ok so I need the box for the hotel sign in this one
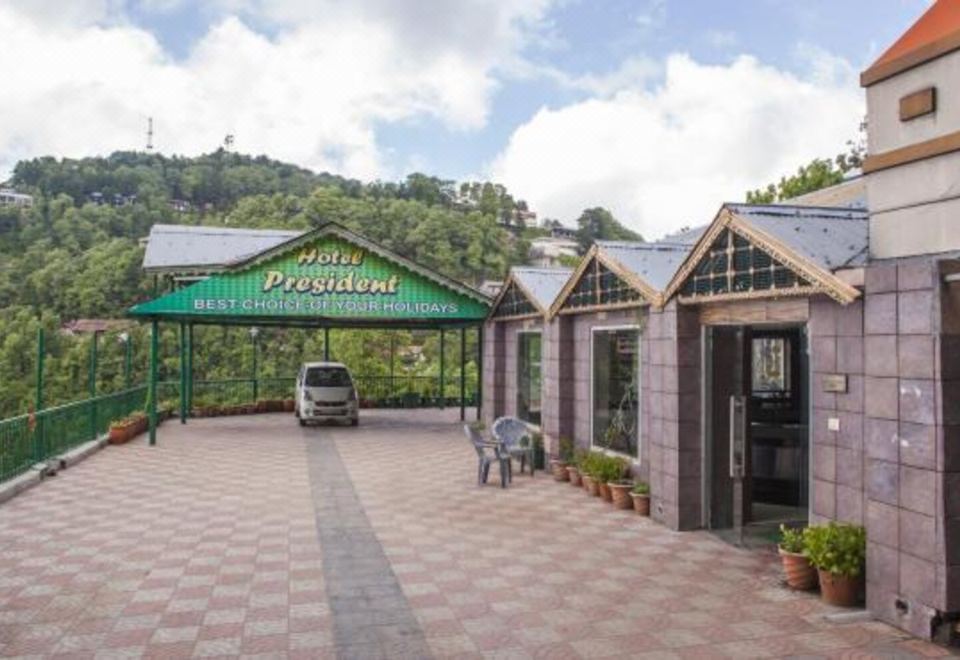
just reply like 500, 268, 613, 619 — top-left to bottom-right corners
130, 234, 490, 321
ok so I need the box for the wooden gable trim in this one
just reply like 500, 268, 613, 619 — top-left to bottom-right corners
547, 245, 600, 319
487, 272, 547, 322
661, 207, 860, 306
546, 245, 655, 319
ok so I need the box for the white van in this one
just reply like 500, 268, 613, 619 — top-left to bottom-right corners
295, 362, 359, 426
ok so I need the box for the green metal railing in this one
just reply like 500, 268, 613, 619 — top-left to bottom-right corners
0, 374, 477, 485
0, 385, 147, 484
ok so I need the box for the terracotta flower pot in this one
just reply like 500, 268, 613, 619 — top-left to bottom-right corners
779, 548, 818, 591
582, 475, 599, 496
608, 482, 633, 509
550, 460, 569, 482
818, 570, 863, 607
630, 493, 650, 516
598, 482, 612, 501
108, 426, 130, 445
284, 399, 295, 412
566, 466, 582, 487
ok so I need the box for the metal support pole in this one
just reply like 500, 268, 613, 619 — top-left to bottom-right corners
35, 327, 45, 412
148, 320, 158, 446
89, 331, 99, 439
324, 327, 330, 361
251, 329, 259, 402
439, 329, 445, 409
187, 324, 194, 414
179, 322, 187, 424
390, 333, 396, 401
476, 325, 483, 422
459, 327, 466, 422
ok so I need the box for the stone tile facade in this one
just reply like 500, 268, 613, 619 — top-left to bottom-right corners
483, 318, 545, 431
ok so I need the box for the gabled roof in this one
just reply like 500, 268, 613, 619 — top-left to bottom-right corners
488, 267, 572, 320
143, 224, 303, 274
862, 0, 960, 86
130, 222, 491, 324
512, 267, 573, 311
662, 204, 865, 306
548, 240, 691, 317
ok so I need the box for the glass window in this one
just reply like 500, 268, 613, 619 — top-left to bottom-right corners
592, 328, 639, 457
305, 367, 352, 387
751, 337, 790, 395
517, 333, 542, 425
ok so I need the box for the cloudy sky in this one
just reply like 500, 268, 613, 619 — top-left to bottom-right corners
0, 0, 929, 238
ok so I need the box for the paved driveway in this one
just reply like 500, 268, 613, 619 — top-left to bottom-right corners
0, 410, 953, 659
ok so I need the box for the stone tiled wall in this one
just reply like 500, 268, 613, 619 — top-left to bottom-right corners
807, 296, 866, 527
859, 257, 955, 640
482, 321, 504, 428
482, 318, 546, 430
645, 301, 702, 531
543, 315, 573, 456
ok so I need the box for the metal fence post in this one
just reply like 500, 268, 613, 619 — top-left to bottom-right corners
89, 331, 99, 439
35, 327, 45, 461
148, 320, 158, 446
122, 332, 132, 389
324, 327, 330, 361
390, 333, 396, 402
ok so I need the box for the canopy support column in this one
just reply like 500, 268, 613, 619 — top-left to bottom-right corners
251, 328, 259, 403
476, 324, 483, 422
459, 327, 466, 422
439, 329, 445, 409
390, 333, 396, 402
148, 320, 158, 446
35, 328, 45, 462
324, 327, 330, 361
179, 322, 187, 424
123, 332, 132, 389
187, 324, 194, 415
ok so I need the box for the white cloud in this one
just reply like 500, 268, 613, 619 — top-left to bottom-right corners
0, 0, 554, 180
491, 52, 864, 239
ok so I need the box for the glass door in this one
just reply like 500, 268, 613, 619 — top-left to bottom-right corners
517, 332, 542, 425
591, 328, 639, 458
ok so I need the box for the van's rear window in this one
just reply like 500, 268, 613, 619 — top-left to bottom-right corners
305, 368, 352, 387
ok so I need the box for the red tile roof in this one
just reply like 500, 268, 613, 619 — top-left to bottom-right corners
862, 0, 960, 86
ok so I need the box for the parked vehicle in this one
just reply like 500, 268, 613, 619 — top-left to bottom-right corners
295, 362, 359, 426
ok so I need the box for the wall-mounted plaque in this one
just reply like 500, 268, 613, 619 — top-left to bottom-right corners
822, 374, 848, 393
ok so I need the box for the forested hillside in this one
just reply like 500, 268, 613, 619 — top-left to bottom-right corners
0, 151, 535, 418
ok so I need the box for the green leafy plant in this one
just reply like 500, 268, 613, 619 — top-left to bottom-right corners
558, 437, 574, 463
803, 523, 866, 577
778, 524, 805, 554
631, 481, 650, 496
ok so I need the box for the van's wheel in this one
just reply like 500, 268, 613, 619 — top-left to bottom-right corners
298, 419, 306, 427
351, 418, 359, 427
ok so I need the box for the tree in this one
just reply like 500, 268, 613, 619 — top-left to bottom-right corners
574, 207, 642, 252
747, 142, 865, 204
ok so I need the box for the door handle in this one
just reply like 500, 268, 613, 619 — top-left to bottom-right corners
729, 395, 746, 479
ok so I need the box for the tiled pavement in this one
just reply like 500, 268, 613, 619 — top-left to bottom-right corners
0, 409, 955, 659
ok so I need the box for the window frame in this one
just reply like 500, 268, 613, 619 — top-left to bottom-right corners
588, 324, 642, 463
516, 330, 543, 426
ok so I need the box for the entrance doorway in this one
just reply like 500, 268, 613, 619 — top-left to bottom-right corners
703, 324, 809, 545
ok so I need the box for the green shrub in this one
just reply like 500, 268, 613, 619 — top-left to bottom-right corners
558, 437, 574, 463
631, 481, 649, 495
803, 523, 866, 577
778, 524, 805, 553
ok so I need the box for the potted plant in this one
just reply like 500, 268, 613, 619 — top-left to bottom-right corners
597, 455, 628, 503
777, 524, 817, 591
550, 437, 573, 482
108, 417, 133, 444
629, 482, 650, 515
580, 454, 600, 497
566, 448, 585, 486
803, 523, 866, 606
608, 461, 633, 510
284, 399, 295, 412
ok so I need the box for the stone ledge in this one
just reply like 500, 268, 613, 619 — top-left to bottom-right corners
0, 436, 108, 506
